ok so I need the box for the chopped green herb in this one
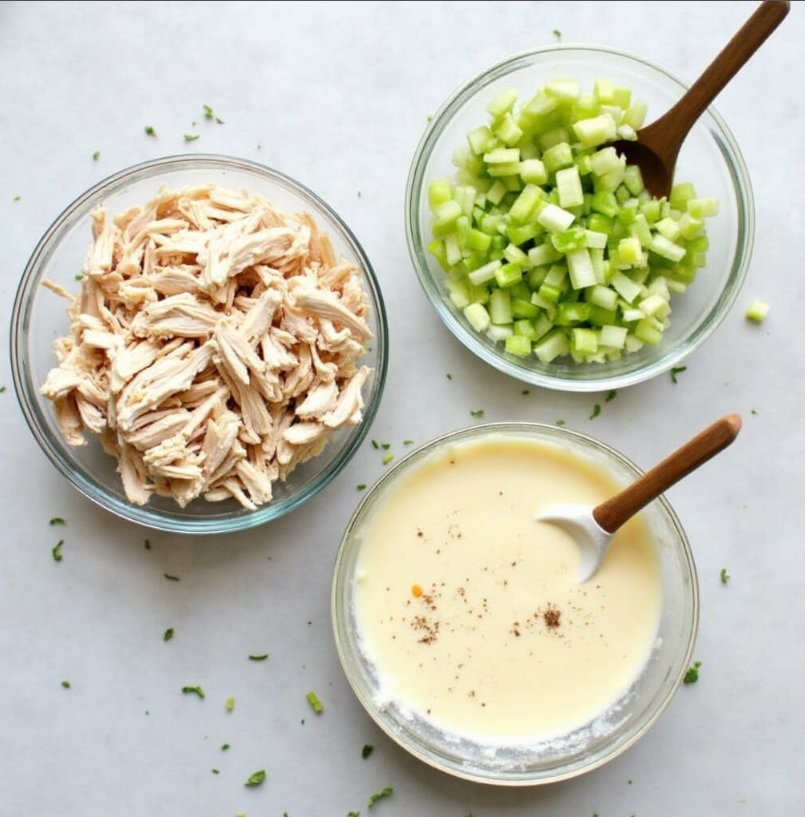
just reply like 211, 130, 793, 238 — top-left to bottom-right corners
248, 654, 269, 661
52, 540, 64, 562
144, 539, 151, 550
0, 386, 5, 393
226, 696, 235, 712
144, 125, 156, 136
184, 133, 200, 142
628, 779, 633, 784
553, 28, 562, 41
403, 439, 414, 446
751, 409, 758, 416
358, 191, 362, 198
470, 409, 485, 419
720, 568, 730, 585
61, 680, 71, 689
163, 628, 174, 642
164, 573, 179, 581
221, 743, 230, 751
371, 440, 379, 450
605, 389, 617, 402
683, 660, 702, 685
670, 366, 687, 384
75, 273, 84, 281
382, 453, 394, 466
306, 691, 323, 713
367, 787, 393, 809
522, 389, 530, 395
12, 195, 20, 201
556, 419, 565, 426
348, 813, 360, 817
362, 744, 374, 759
49, 517, 66, 526
182, 685, 205, 698
590, 403, 601, 420
380, 442, 391, 450
203, 104, 215, 120
245, 769, 266, 787
446, 373, 452, 380
212, 768, 220, 774
92, 151, 100, 161
356, 484, 367, 491
427, 114, 433, 123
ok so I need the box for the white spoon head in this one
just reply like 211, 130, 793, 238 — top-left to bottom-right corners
536, 504, 613, 583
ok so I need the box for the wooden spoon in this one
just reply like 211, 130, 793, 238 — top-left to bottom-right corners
612, 1, 790, 198
537, 414, 742, 582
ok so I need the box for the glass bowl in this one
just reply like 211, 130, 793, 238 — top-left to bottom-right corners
331, 422, 698, 785
11, 155, 388, 534
405, 45, 754, 391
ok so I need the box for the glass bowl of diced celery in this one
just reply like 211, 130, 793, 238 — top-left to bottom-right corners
405, 45, 754, 391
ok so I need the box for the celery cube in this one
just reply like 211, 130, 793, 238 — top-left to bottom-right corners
551, 227, 587, 253
520, 158, 548, 185
486, 88, 518, 119
618, 236, 642, 265
573, 114, 617, 148
505, 335, 532, 357
542, 142, 574, 173
464, 303, 491, 332
686, 198, 719, 219
555, 166, 584, 208
512, 298, 540, 319
495, 263, 523, 288
571, 328, 598, 354
745, 299, 770, 323
534, 329, 570, 363
494, 115, 524, 147
599, 324, 628, 349
490, 289, 513, 324
566, 249, 597, 289
510, 184, 543, 223
537, 203, 575, 233
428, 179, 453, 209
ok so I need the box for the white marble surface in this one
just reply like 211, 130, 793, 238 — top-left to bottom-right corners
1, 1, 803, 814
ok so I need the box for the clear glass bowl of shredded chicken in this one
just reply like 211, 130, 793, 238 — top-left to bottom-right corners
11, 156, 388, 533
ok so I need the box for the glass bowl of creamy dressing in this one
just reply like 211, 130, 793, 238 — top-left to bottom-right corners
331, 423, 698, 785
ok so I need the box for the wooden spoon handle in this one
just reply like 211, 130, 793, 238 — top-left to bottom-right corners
649, 1, 789, 139
593, 414, 742, 534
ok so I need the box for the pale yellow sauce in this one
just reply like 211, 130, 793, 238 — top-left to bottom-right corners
354, 437, 662, 741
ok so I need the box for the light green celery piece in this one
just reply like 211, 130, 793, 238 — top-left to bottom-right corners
556, 301, 591, 325
599, 324, 627, 349
669, 182, 697, 208
624, 333, 644, 353
465, 229, 492, 253
611, 87, 632, 108
678, 212, 704, 239
590, 146, 622, 176
585, 230, 608, 250
616, 124, 637, 141
630, 213, 653, 247
646, 276, 671, 300
467, 126, 494, 155
452, 146, 470, 170
590, 248, 607, 283
551, 227, 587, 253
638, 294, 668, 318
622, 165, 644, 196
447, 279, 471, 309
555, 166, 584, 208
622, 100, 647, 129
690, 251, 707, 269
489, 289, 513, 324
745, 299, 770, 322
575, 153, 593, 176
428, 240, 449, 272
487, 324, 513, 343
588, 285, 618, 310
505, 335, 532, 357
464, 302, 491, 333
428, 179, 452, 209
618, 236, 642, 266
539, 127, 571, 151
519, 142, 539, 160
483, 147, 520, 164
520, 158, 548, 185
594, 78, 616, 104
634, 318, 663, 345
589, 305, 617, 326
510, 185, 543, 223
486, 87, 518, 118
467, 259, 502, 286
537, 282, 562, 304
649, 234, 686, 262
600, 104, 622, 124
574, 94, 600, 120
566, 248, 597, 289
494, 115, 524, 147
615, 185, 632, 205
532, 313, 554, 341
543, 264, 568, 287
507, 223, 538, 246
528, 243, 562, 267
444, 233, 462, 266
688, 234, 709, 252
467, 282, 491, 304
479, 212, 503, 235
667, 279, 687, 294
594, 164, 626, 192
571, 328, 598, 354
487, 162, 522, 178
434, 199, 462, 227
527, 267, 547, 289
513, 318, 539, 338
687, 197, 719, 218
573, 114, 617, 148
524, 93, 558, 118
503, 174, 523, 192
655, 217, 681, 242
534, 329, 570, 363
512, 298, 540, 320
546, 79, 582, 100
610, 270, 642, 303
495, 263, 523, 288
542, 142, 574, 173
639, 198, 661, 224
504, 243, 530, 268
486, 180, 507, 206
590, 191, 619, 218
537, 203, 575, 233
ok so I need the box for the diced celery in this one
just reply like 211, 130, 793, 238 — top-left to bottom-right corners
589, 305, 617, 326
538, 282, 562, 304
487, 324, 513, 342
571, 327, 598, 354
528, 243, 562, 267
537, 203, 575, 233
590, 191, 619, 218
508, 223, 539, 246
557, 302, 592, 325
546, 79, 582, 100
566, 248, 597, 289
551, 227, 587, 253
630, 213, 653, 247
504, 243, 531, 267
616, 124, 637, 141
618, 236, 642, 266
503, 174, 523, 192
434, 199, 462, 228
467, 259, 502, 286
465, 229, 492, 253
669, 182, 697, 209
486, 88, 518, 119
543, 264, 568, 287
490, 289, 513, 324
464, 302, 491, 332
520, 158, 548, 185
599, 324, 627, 349
495, 263, 523, 288
649, 235, 686, 263
745, 299, 769, 323
573, 114, 617, 148
622, 101, 647, 130
447, 279, 471, 309
639, 294, 668, 318
428, 239, 449, 271
484, 147, 521, 164
678, 212, 704, 239
639, 198, 661, 224
539, 127, 571, 150
444, 233, 462, 266
622, 165, 644, 196
610, 270, 642, 303
494, 115, 524, 147
687, 197, 719, 219
634, 318, 662, 345
542, 142, 574, 173
555, 166, 584, 208
513, 318, 539, 339
505, 335, 532, 356
467, 126, 494, 155
585, 230, 608, 249
590, 147, 622, 176
487, 162, 523, 178
510, 184, 544, 223
534, 329, 570, 363
428, 179, 452, 209
486, 180, 508, 206
588, 285, 618, 310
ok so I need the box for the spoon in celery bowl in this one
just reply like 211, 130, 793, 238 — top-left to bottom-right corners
612, 0, 790, 198
537, 414, 742, 582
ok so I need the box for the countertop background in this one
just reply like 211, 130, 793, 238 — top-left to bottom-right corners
1, 1, 803, 814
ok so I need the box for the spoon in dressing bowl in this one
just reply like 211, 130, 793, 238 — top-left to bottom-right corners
610, 0, 789, 198
537, 414, 742, 582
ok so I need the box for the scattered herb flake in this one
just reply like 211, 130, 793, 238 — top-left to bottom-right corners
358, 191, 362, 198
203, 104, 215, 120
362, 744, 374, 759
553, 28, 562, 41
683, 660, 702, 685
49, 517, 66, 526
470, 409, 485, 419
670, 366, 687, 384
212, 768, 220, 774
590, 403, 601, 420
92, 151, 100, 161
144, 539, 151, 550
164, 573, 179, 581
556, 419, 565, 426
348, 813, 360, 817
75, 273, 84, 281
248, 654, 269, 661
61, 680, 71, 689
446, 373, 452, 380
356, 484, 367, 491
221, 743, 230, 751
751, 409, 758, 416
144, 125, 156, 136
367, 787, 393, 809
720, 568, 730, 585
0, 386, 5, 393
245, 769, 266, 787
605, 389, 617, 402
184, 133, 200, 142
182, 685, 205, 699
382, 453, 394, 466
52, 540, 64, 562
522, 389, 530, 395
403, 439, 414, 446
226, 696, 235, 712
13, 195, 21, 201
163, 628, 174, 642
371, 440, 379, 450
380, 442, 391, 450
306, 691, 323, 714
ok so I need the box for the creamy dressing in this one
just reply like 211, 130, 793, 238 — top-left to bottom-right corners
353, 437, 662, 742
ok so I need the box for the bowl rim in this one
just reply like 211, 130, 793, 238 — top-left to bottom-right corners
405, 43, 755, 392
331, 420, 700, 785
10, 153, 389, 534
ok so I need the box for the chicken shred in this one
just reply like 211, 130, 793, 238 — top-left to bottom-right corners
41, 185, 374, 509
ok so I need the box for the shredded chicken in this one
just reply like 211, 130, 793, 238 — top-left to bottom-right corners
41, 185, 374, 509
